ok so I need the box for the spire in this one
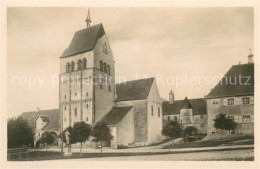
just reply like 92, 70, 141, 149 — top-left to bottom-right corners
85, 8, 91, 28
248, 48, 254, 64
183, 97, 192, 109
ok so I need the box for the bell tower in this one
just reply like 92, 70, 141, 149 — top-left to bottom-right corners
59, 12, 115, 130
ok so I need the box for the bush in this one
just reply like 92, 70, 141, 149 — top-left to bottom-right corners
182, 126, 198, 142
117, 144, 128, 149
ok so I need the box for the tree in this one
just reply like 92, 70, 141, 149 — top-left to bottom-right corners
214, 113, 237, 136
72, 121, 92, 156
40, 132, 55, 148
7, 116, 34, 148
182, 126, 198, 142
161, 120, 182, 152
225, 118, 237, 135
214, 113, 226, 134
91, 122, 113, 154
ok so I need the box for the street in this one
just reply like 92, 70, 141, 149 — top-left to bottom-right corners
69, 149, 253, 161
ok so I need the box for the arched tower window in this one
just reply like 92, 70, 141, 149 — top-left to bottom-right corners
100, 61, 103, 71
66, 63, 70, 72
82, 58, 87, 69
174, 116, 177, 122
77, 59, 82, 70
104, 62, 107, 73
71, 61, 75, 71
107, 65, 110, 75
74, 108, 77, 116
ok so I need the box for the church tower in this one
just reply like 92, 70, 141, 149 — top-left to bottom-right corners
59, 11, 115, 129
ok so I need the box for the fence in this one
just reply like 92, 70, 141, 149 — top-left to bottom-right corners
7, 148, 29, 161
7, 147, 63, 161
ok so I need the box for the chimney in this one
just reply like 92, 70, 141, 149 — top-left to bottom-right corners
169, 90, 174, 104
36, 107, 39, 112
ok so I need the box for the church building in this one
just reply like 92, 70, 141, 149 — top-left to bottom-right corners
59, 12, 163, 148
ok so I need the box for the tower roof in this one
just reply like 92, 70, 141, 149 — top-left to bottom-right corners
61, 23, 105, 58
182, 97, 192, 109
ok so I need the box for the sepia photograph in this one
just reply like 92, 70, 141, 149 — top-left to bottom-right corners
1, 1, 259, 168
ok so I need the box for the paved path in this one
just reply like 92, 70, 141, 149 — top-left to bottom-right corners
69, 149, 253, 161
39, 144, 254, 154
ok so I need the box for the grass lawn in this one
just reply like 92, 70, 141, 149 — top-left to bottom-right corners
162, 135, 254, 149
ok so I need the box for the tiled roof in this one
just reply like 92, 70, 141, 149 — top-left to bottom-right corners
99, 106, 133, 126
20, 109, 60, 132
206, 63, 254, 98
162, 98, 206, 115
61, 23, 105, 58
116, 78, 155, 102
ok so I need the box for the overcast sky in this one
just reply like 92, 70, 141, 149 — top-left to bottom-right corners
7, 7, 254, 117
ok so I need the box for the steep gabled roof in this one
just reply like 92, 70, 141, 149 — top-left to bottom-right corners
20, 109, 59, 132
99, 106, 133, 126
61, 23, 105, 58
183, 97, 192, 109
206, 63, 254, 98
116, 78, 155, 102
162, 98, 206, 115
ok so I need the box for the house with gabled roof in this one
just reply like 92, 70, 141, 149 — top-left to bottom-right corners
205, 53, 254, 137
162, 91, 207, 134
20, 108, 60, 146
